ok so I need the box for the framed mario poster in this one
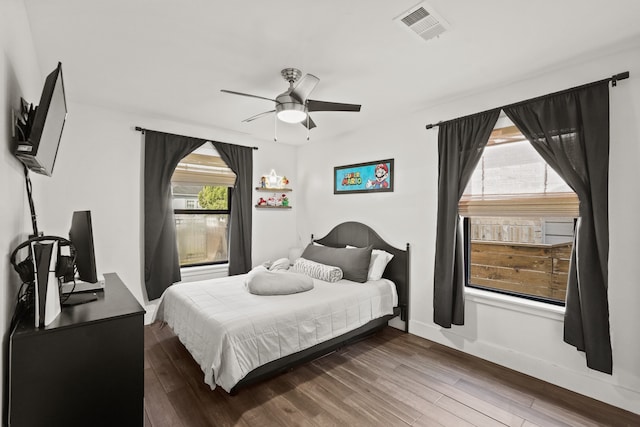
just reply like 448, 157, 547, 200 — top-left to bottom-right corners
334, 159, 394, 194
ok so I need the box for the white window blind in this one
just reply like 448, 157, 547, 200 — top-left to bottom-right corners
460, 127, 578, 218
459, 193, 579, 217
171, 153, 236, 187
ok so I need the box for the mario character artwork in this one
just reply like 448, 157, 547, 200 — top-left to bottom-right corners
335, 159, 393, 193
366, 163, 390, 189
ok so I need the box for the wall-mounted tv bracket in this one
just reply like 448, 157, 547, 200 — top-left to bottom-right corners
12, 99, 41, 237
13, 98, 36, 142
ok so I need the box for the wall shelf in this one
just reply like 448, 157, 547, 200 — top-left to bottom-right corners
255, 205, 292, 209
255, 187, 292, 192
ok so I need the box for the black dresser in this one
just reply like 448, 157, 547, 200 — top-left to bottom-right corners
7, 273, 145, 426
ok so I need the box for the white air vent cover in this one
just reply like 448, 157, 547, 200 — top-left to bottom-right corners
394, 2, 450, 42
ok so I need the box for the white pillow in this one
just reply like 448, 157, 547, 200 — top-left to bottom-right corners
288, 247, 304, 264
368, 249, 394, 280
345, 246, 394, 280
291, 257, 343, 283
269, 257, 290, 271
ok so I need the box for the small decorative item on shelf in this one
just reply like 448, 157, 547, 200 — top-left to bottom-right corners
266, 197, 276, 206
259, 169, 282, 189
255, 193, 291, 209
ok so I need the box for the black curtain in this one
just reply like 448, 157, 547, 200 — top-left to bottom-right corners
504, 81, 612, 374
433, 109, 500, 327
211, 141, 253, 275
144, 131, 206, 300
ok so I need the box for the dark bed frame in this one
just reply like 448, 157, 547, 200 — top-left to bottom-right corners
229, 221, 410, 394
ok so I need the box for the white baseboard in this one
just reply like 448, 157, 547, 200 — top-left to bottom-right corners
144, 302, 158, 325
388, 316, 405, 331
409, 319, 640, 415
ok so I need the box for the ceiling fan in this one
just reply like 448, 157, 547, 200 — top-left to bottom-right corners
221, 68, 361, 133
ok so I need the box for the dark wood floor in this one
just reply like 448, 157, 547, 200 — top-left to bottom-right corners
144, 323, 639, 426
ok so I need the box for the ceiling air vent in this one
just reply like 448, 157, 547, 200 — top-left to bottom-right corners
395, 2, 450, 42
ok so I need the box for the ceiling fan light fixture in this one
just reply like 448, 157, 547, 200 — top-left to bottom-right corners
222, 68, 361, 133
277, 110, 307, 123
275, 102, 307, 123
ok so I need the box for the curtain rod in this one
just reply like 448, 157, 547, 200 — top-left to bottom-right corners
424, 71, 630, 130
134, 126, 259, 150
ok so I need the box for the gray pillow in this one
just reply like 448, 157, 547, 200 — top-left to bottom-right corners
245, 266, 314, 295
300, 244, 372, 283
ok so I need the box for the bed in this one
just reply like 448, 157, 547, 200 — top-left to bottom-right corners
155, 221, 410, 394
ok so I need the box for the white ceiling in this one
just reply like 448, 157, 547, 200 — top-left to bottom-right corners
23, 0, 640, 144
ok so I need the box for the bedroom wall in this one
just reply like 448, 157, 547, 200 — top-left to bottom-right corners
296, 42, 640, 414
1, 0, 43, 416
30, 103, 300, 322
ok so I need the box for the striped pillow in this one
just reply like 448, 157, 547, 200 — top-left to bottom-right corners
291, 258, 343, 283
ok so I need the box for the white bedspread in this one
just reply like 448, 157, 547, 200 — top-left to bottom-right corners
155, 273, 397, 392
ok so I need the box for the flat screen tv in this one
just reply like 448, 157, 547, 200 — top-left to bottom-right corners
68, 210, 98, 284
14, 62, 67, 176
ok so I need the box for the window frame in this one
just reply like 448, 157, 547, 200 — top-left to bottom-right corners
173, 186, 233, 268
463, 217, 569, 307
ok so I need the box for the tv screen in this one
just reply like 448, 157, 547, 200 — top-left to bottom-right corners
14, 62, 67, 176
69, 210, 98, 283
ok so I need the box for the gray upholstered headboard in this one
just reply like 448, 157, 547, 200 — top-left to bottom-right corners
313, 221, 410, 325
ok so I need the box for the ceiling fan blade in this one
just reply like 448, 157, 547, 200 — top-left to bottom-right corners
290, 74, 320, 102
307, 99, 361, 112
221, 89, 276, 103
300, 116, 317, 130
242, 110, 275, 123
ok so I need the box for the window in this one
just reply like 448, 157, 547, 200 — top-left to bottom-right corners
171, 147, 236, 267
461, 123, 578, 305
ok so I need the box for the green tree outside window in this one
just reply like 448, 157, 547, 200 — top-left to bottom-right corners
198, 186, 228, 210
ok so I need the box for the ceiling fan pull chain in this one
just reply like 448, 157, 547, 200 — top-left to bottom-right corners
274, 114, 278, 142
306, 114, 310, 141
